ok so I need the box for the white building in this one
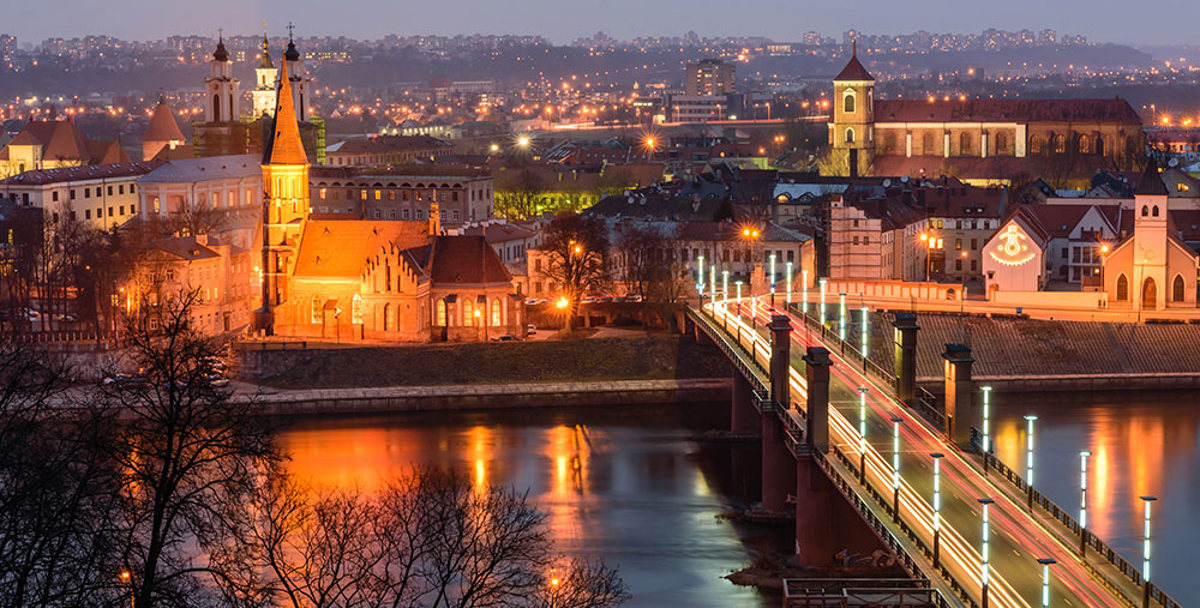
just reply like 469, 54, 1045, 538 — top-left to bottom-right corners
136, 154, 262, 250
0, 161, 160, 229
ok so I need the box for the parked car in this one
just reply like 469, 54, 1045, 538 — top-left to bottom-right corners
526, 324, 537, 336
101, 373, 147, 390
207, 374, 231, 388
494, 335, 519, 342
21, 308, 41, 321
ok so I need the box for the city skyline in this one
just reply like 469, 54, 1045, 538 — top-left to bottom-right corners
14, 0, 1200, 47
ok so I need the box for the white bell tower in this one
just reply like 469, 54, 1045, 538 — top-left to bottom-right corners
204, 30, 241, 123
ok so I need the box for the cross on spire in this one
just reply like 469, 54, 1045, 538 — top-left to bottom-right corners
218, 27, 223, 42
287, 22, 295, 42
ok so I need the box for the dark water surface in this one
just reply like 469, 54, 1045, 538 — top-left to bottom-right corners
275, 403, 777, 607
991, 390, 1200, 607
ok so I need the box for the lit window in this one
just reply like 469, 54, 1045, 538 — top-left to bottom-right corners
351, 294, 363, 324
491, 299, 502, 326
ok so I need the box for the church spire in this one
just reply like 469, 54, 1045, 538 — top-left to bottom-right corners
264, 51, 308, 165
213, 28, 228, 62
260, 27, 273, 68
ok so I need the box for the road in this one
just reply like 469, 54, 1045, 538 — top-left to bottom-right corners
711, 296, 1146, 608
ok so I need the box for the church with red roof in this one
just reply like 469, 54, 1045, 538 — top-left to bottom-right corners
827, 45, 1146, 186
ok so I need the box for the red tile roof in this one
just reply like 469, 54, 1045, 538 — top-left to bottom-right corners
874, 98, 1141, 124
0, 120, 130, 164
0, 161, 162, 185
293, 220, 429, 277
427, 235, 512, 284
834, 43, 874, 82
144, 100, 185, 143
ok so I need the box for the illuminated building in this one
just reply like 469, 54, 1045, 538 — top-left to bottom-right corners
250, 32, 277, 119
0, 161, 157, 230
685, 59, 736, 96
827, 46, 1146, 184
0, 120, 129, 176
141, 95, 189, 161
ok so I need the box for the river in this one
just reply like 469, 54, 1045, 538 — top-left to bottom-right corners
275, 403, 777, 607
991, 390, 1200, 607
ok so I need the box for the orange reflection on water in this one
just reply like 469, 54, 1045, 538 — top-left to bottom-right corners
280, 426, 403, 493
542, 424, 591, 547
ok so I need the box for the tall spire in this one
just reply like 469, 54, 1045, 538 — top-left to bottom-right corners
263, 51, 308, 165
213, 28, 229, 62
260, 29, 273, 68
285, 22, 300, 61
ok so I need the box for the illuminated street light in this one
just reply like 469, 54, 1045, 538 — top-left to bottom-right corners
785, 261, 793, 304
769, 253, 777, 304
722, 270, 729, 304
979, 498, 995, 608
861, 305, 869, 359
838, 293, 847, 342
931, 453, 944, 567
1141, 495, 1157, 608
517, 135, 531, 147
891, 416, 902, 521
489, 143, 500, 153
735, 281, 743, 302
1079, 450, 1091, 555
1024, 414, 1038, 508
981, 386, 993, 474
857, 387, 869, 483
696, 255, 706, 305
801, 269, 809, 315
1037, 558, 1056, 608
819, 278, 827, 325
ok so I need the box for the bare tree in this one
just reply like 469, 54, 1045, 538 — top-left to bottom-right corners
541, 214, 610, 331
105, 291, 278, 608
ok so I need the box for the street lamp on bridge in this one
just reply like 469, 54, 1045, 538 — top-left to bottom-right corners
819, 278, 827, 325
801, 269, 809, 315
930, 453, 944, 568
722, 270, 729, 304
1037, 558, 1056, 608
769, 252, 777, 305
1079, 450, 1091, 555
1024, 414, 1038, 508
861, 305, 870, 359
979, 497, 995, 608
696, 255, 705, 305
838, 293, 847, 342
1141, 495, 1157, 608
980, 386, 993, 475
785, 261, 793, 305
890, 416, 902, 522
857, 387, 869, 483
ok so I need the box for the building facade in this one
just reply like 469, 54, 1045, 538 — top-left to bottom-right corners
309, 168, 494, 228
0, 162, 159, 229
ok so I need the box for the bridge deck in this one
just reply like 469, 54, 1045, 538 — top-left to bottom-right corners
690, 298, 1177, 608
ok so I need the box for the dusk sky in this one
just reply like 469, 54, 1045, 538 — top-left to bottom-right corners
15, 0, 1199, 46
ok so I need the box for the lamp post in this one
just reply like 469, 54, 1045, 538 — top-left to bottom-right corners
891, 416, 902, 521
838, 292, 847, 342
1037, 558, 1056, 608
722, 270, 729, 304
919, 232, 931, 281
1141, 495, 1157, 608
710, 265, 717, 312
981, 386, 993, 474
120, 569, 133, 608
857, 387, 869, 483
819, 278, 827, 325
979, 498, 995, 608
696, 255, 705, 308
785, 260, 793, 305
802, 269, 809, 315
1079, 450, 1091, 555
931, 453, 944, 568
334, 306, 342, 344
861, 305, 870, 359
736, 281, 743, 302
769, 252, 777, 306
1024, 414, 1038, 508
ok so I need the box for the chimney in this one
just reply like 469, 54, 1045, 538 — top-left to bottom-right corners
195, 233, 208, 246
428, 201, 441, 236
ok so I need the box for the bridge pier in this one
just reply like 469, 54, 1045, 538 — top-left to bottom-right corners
942, 343, 978, 449
794, 453, 836, 565
803, 347, 831, 453
731, 373, 759, 436
892, 313, 919, 405
761, 315, 796, 512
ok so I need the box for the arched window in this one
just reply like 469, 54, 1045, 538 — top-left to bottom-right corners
1152, 206, 1160, 217
310, 295, 322, 324
922, 132, 934, 154
228, 94, 234, 118
1029, 135, 1045, 154
845, 128, 855, 144
1143, 277, 1157, 308
959, 132, 972, 155
462, 298, 473, 327
212, 94, 220, 121
1141, 206, 1149, 217
435, 299, 447, 326
995, 131, 1008, 153
1053, 133, 1067, 154
491, 299, 502, 326
383, 303, 391, 331
843, 91, 856, 114
1116, 274, 1129, 301
1173, 274, 1185, 302
351, 294, 363, 324
1078, 134, 1091, 154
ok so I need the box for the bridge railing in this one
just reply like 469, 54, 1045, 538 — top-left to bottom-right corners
785, 303, 899, 392
817, 446, 973, 608
968, 429, 1183, 608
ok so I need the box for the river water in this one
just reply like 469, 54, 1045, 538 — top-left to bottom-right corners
276, 403, 777, 608
275, 393, 1200, 608
991, 391, 1200, 607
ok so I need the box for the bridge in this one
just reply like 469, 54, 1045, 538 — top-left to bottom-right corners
685, 296, 1182, 608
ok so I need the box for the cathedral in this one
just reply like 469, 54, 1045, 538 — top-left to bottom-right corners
256, 54, 524, 342
828, 43, 1145, 185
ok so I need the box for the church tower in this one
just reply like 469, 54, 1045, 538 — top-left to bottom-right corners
1132, 160, 1169, 311
284, 25, 311, 122
828, 41, 875, 177
204, 33, 240, 123
251, 31, 278, 118
257, 54, 310, 334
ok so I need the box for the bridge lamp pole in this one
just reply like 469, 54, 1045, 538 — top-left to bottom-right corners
857, 387, 869, 483
979, 498, 994, 608
1024, 414, 1038, 509
819, 278, 827, 326
785, 261, 793, 305
838, 293, 847, 342
981, 386, 993, 475
1141, 495, 1157, 608
696, 255, 705, 309
890, 416, 902, 522
722, 270, 729, 305
1079, 450, 1091, 556
930, 453, 944, 568
861, 305, 870, 360
802, 269, 809, 316
769, 253, 777, 306
1037, 558, 1056, 608
710, 265, 717, 313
